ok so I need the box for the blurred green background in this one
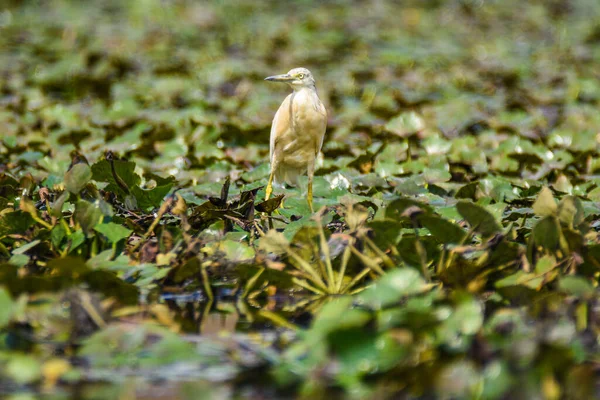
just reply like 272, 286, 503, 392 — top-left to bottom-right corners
2, 0, 599, 187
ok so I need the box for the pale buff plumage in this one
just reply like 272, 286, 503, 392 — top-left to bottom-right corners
264, 67, 327, 212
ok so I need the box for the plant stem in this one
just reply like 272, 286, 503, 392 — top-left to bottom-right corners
316, 214, 335, 292
342, 267, 371, 293
287, 248, 329, 292
130, 198, 173, 254
258, 310, 299, 331
242, 267, 265, 298
292, 278, 325, 295
364, 236, 395, 268
201, 263, 214, 303
350, 245, 385, 275
335, 245, 352, 293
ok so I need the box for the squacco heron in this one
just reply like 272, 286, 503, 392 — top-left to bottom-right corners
264, 67, 327, 212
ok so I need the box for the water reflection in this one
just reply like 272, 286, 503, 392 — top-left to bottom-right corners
14, 380, 234, 400
5, 293, 323, 400
161, 289, 318, 335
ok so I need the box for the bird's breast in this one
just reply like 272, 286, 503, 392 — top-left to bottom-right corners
271, 88, 327, 170
291, 90, 327, 133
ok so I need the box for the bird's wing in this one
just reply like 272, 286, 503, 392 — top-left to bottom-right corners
269, 93, 292, 163
313, 99, 327, 155
316, 105, 327, 155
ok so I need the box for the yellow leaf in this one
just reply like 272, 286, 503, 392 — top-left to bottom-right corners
156, 252, 177, 266
150, 304, 179, 332
42, 358, 71, 389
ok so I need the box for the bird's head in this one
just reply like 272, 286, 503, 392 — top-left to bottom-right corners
265, 67, 315, 89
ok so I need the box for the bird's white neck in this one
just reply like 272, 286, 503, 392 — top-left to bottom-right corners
291, 84, 317, 93
289, 85, 323, 114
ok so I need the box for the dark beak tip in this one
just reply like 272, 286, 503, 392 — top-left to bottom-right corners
265, 74, 290, 82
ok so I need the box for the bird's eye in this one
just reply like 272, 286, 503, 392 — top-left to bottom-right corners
297, 73, 304, 79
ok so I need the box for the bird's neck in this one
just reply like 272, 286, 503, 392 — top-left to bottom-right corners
290, 85, 323, 114
292, 85, 317, 94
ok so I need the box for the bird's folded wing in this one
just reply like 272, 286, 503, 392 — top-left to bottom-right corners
269, 94, 292, 163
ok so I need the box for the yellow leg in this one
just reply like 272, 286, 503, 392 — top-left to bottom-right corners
307, 181, 313, 213
265, 170, 274, 201
266, 155, 280, 202
307, 158, 315, 213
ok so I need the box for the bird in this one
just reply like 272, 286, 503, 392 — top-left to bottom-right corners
264, 67, 327, 213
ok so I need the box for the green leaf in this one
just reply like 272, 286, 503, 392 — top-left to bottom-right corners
12, 239, 41, 255
64, 163, 92, 194
68, 230, 86, 253
208, 239, 255, 263
9, 253, 30, 267
0, 173, 19, 188
94, 222, 133, 243
0, 287, 15, 328
312, 297, 370, 335
557, 196, 584, 227
258, 230, 290, 254
256, 194, 284, 213
0, 211, 34, 237
559, 276, 594, 297
455, 182, 479, 200
358, 268, 426, 309
384, 111, 424, 138
532, 216, 560, 250
368, 220, 403, 250
50, 191, 70, 217
495, 271, 528, 288
47, 256, 90, 276
481, 361, 513, 400
419, 215, 466, 244
437, 296, 484, 349
534, 255, 556, 275
496, 271, 543, 290
6, 355, 42, 384
456, 200, 502, 237
131, 184, 173, 210
51, 223, 67, 248
144, 172, 176, 187
84, 270, 139, 304
452, 298, 484, 335
74, 200, 105, 236
330, 329, 408, 375
91, 159, 141, 196
385, 197, 433, 221
532, 186, 557, 216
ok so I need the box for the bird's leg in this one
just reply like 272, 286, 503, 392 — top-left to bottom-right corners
265, 155, 278, 201
307, 158, 315, 213
265, 171, 274, 201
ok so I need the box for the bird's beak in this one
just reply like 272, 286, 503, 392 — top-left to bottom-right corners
264, 74, 294, 82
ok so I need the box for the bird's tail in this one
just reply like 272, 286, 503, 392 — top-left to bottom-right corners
274, 164, 302, 187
